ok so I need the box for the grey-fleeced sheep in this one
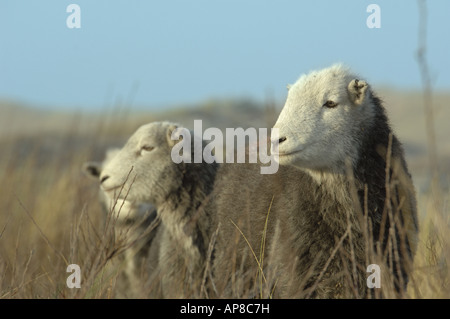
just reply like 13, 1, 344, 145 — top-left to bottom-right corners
211, 64, 418, 298
99, 122, 218, 298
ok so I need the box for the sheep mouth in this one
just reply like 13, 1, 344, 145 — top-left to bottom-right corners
272, 148, 303, 157
102, 185, 125, 194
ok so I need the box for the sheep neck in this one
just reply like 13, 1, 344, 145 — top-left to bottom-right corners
159, 162, 217, 263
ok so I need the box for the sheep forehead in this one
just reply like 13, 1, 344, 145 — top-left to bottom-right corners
290, 64, 356, 105
134, 122, 164, 139
128, 121, 173, 147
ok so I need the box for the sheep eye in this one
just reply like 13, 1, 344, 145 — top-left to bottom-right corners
140, 145, 154, 153
323, 100, 338, 108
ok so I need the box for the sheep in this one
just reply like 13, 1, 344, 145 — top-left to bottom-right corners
211, 64, 418, 298
83, 148, 163, 298
99, 121, 218, 298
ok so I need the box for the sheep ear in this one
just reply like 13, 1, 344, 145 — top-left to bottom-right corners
166, 124, 182, 147
82, 162, 102, 179
347, 79, 368, 105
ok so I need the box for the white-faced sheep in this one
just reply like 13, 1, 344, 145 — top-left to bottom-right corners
100, 122, 218, 298
83, 148, 163, 298
211, 64, 418, 298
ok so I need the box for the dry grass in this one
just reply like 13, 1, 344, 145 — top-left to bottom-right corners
0, 90, 449, 298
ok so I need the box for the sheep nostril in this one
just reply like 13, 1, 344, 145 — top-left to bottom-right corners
278, 136, 287, 144
100, 175, 110, 184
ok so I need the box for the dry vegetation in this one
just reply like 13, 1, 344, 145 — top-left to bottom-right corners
0, 89, 449, 298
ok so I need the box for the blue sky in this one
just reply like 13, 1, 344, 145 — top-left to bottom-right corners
0, 0, 449, 111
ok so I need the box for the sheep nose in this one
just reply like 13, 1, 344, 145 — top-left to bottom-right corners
100, 175, 110, 184
277, 136, 287, 144
270, 136, 286, 148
